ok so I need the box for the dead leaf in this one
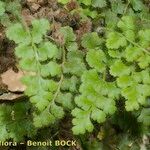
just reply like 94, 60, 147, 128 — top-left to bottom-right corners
31, 3, 41, 11
66, 0, 79, 11
22, 9, 35, 25
76, 20, 92, 41
1, 68, 26, 92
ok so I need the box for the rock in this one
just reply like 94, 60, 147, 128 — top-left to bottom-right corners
1, 68, 26, 92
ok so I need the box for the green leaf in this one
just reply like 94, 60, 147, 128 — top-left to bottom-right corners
82, 32, 102, 49
64, 51, 86, 76
72, 69, 118, 134
72, 108, 93, 135
0, 1, 5, 16
92, 0, 107, 8
81, 69, 99, 84
21, 75, 36, 86
137, 84, 150, 99
64, 59, 86, 76
19, 58, 37, 71
22, 76, 58, 111
110, 60, 132, 77
79, 0, 92, 6
38, 42, 59, 61
6, 23, 31, 44
138, 108, 150, 126
58, 0, 70, 4
111, 0, 125, 14
0, 13, 11, 26
121, 83, 150, 111
59, 26, 76, 44
124, 30, 135, 41
117, 16, 135, 31
8, 121, 34, 141
100, 98, 116, 114
6, 0, 21, 16
61, 76, 79, 92
117, 75, 134, 88
106, 32, 127, 49
75, 95, 94, 110
132, 72, 142, 83
31, 94, 51, 112
21, 76, 41, 96
33, 110, 55, 128
138, 29, 150, 47
140, 70, 150, 84
0, 125, 9, 141
122, 86, 140, 111
41, 62, 61, 77
91, 108, 106, 123
15, 44, 34, 59
6, 17, 65, 134
106, 82, 120, 99
138, 54, 150, 69
50, 103, 64, 119
66, 42, 78, 51
41, 79, 58, 92
125, 45, 143, 62
108, 49, 123, 58
56, 92, 74, 109
0, 103, 36, 142
67, 50, 84, 61
80, 8, 98, 19
31, 19, 49, 44
104, 10, 119, 28
130, 0, 145, 11
86, 49, 106, 73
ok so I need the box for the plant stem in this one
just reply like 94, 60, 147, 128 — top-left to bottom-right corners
119, 32, 150, 55
48, 46, 66, 112
20, 17, 42, 85
123, 0, 130, 15
101, 27, 150, 55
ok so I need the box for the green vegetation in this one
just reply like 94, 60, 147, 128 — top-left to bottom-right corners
0, 0, 149, 149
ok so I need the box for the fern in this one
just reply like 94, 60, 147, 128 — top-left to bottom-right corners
71, 15, 150, 135
0, 0, 21, 26
81, 32, 102, 49
72, 69, 120, 134
3, 0, 150, 144
6, 20, 87, 131
0, 102, 36, 141
72, 35, 120, 134
6, 19, 65, 128
106, 16, 150, 111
